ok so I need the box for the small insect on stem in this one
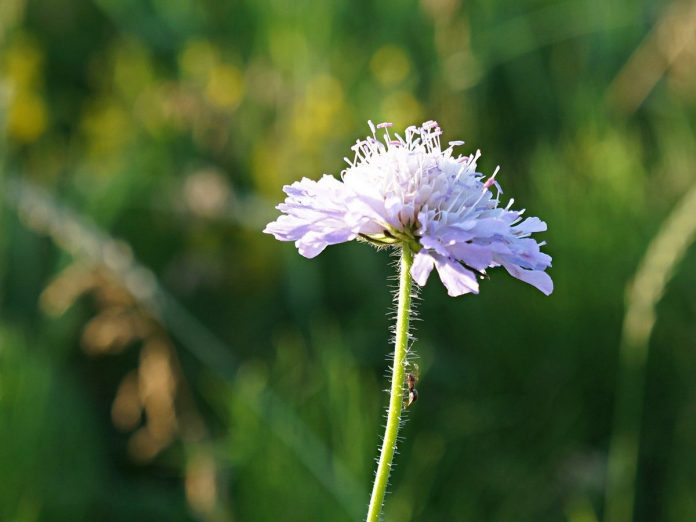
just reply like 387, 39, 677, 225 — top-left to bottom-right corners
406, 373, 418, 407
404, 363, 419, 408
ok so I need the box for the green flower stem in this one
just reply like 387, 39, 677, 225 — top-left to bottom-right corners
366, 245, 413, 522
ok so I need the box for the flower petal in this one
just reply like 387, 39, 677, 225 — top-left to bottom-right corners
447, 242, 494, 271
512, 216, 547, 235
419, 235, 450, 257
503, 263, 554, 295
295, 229, 358, 259
466, 217, 511, 237
411, 251, 435, 286
433, 255, 479, 296
264, 175, 367, 258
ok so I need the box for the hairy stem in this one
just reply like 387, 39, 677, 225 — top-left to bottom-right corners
366, 245, 413, 522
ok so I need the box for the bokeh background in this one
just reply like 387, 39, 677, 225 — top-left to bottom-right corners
1, 0, 696, 520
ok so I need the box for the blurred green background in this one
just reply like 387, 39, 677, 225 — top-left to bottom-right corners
1, 0, 696, 521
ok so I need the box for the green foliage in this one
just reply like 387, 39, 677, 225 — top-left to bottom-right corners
1, 0, 696, 520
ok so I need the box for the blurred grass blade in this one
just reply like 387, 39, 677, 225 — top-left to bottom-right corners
605, 181, 696, 522
606, 1, 696, 115
480, 0, 632, 70
6, 177, 237, 372
242, 385, 365, 521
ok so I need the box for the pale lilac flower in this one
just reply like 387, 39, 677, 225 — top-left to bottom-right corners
264, 121, 553, 296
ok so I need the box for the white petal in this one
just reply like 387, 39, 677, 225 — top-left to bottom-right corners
419, 235, 449, 256
503, 264, 554, 295
512, 217, 547, 234
447, 243, 494, 271
434, 256, 479, 297
411, 251, 435, 286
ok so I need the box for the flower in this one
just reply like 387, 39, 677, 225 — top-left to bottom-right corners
264, 121, 553, 296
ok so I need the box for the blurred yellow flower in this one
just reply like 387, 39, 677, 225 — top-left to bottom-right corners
179, 39, 244, 111
4, 35, 42, 88
113, 40, 154, 101
179, 39, 218, 81
370, 45, 411, 87
206, 63, 244, 110
2, 35, 47, 143
7, 91, 46, 142
81, 100, 131, 164
291, 74, 344, 148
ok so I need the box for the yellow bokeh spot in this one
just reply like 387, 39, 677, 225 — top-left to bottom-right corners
380, 90, 423, 127
254, 74, 347, 195
291, 74, 344, 148
251, 137, 284, 197
113, 40, 154, 101
179, 39, 244, 111
2, 35, 48, 143
3, 36, 43, 88
205, 63, 244, 110
370, 45, 411, 87
81, 100, 132, 159
179, 39, 218, 81
7, 92, 47, 143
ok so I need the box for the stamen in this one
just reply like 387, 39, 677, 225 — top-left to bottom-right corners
482, 166, 501, 190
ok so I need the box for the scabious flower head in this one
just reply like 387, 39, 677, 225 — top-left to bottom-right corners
264, 121, 553, 297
